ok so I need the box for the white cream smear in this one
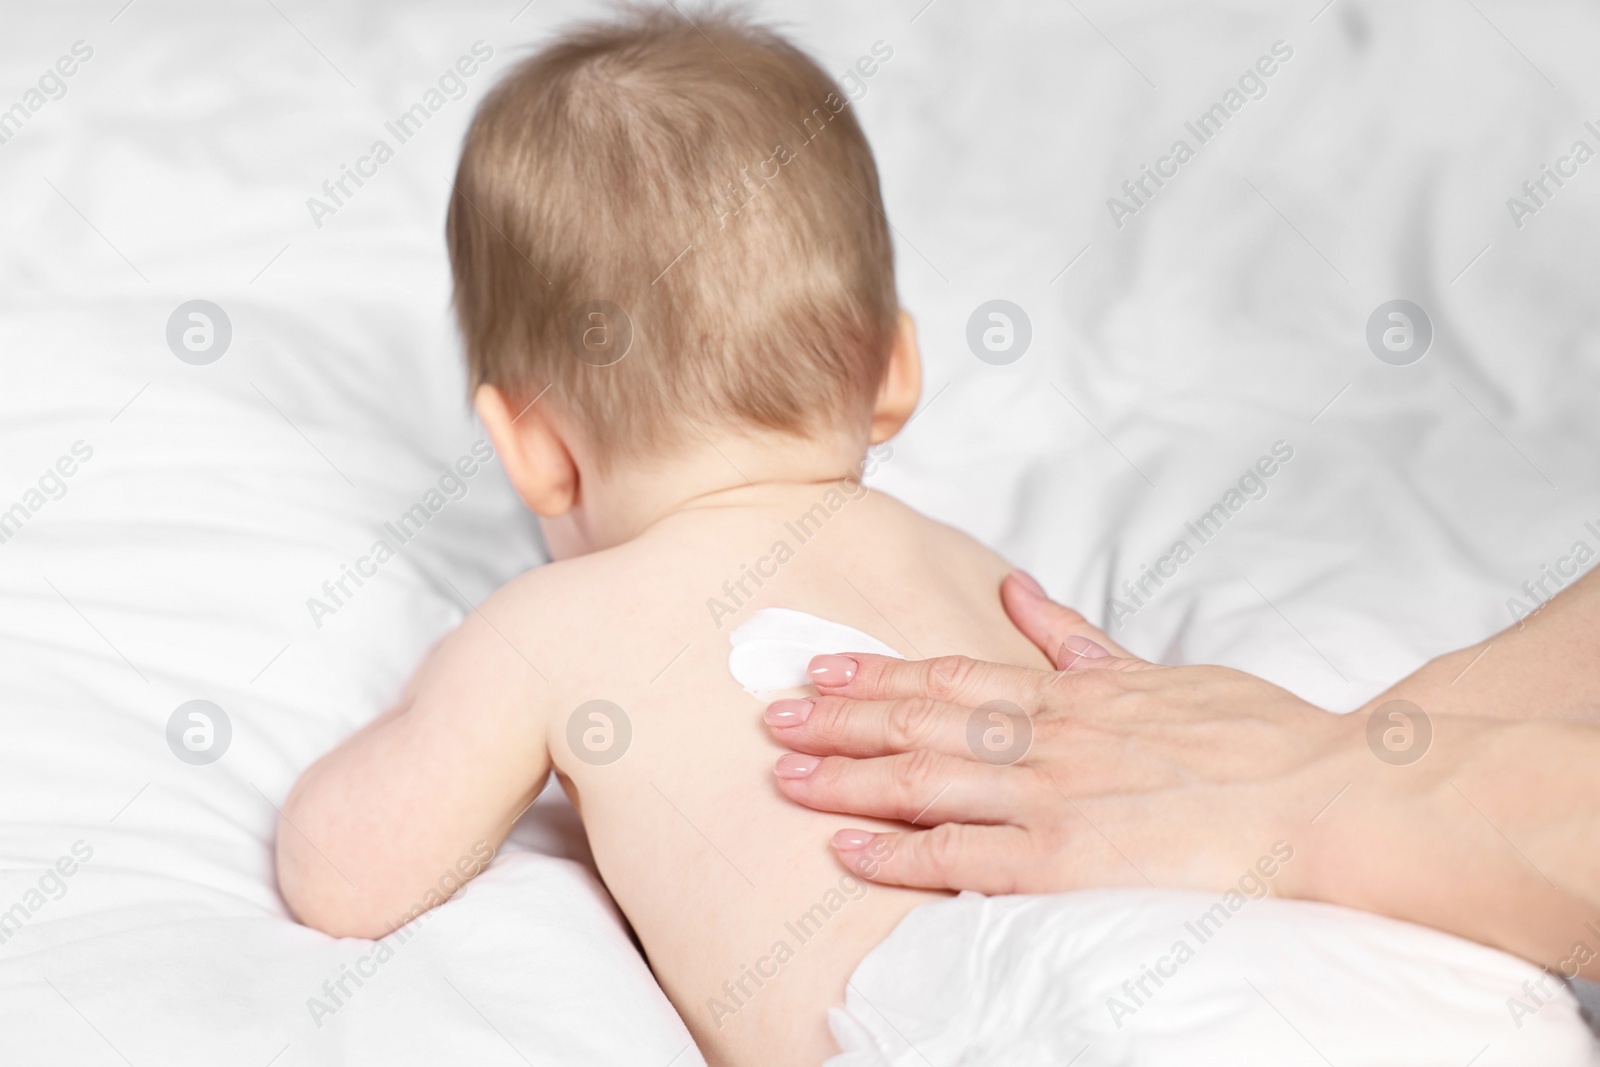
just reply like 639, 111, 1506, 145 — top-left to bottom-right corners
727, 608, 904, 698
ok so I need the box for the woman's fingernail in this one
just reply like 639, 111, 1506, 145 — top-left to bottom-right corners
1011, 569, 1047, 599
808, 655, 858, 687
764, 699, 814, 726
1062, 635, 1111, 665
774, 753, 821, 779
832, 828, 876, 850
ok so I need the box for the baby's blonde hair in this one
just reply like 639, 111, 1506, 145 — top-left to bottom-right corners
447, 5, 898, 468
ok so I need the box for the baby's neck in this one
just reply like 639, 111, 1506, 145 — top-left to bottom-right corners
542, 428, 878, 559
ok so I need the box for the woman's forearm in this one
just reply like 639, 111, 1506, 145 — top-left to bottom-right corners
1368, 567, 1600, 721
1304, 712, 1600, 978
1319, 568, 1600, 973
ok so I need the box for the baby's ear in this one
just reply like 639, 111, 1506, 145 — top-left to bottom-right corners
474, 383, 579, 516
869, 310, 922, 445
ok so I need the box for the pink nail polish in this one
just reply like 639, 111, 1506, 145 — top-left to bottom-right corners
764, 699, 814, 726
774, 753, 821, 779
1011, 570, 1046, 598
808, 655, 858, 687
1062, 636, 1111, 665
832, 828, 875, 850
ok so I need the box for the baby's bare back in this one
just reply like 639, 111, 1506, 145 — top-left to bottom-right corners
520, 486, 1049, 1066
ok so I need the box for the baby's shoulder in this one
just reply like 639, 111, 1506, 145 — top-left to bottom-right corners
869, 489, 1015, 575
486, 551, 622, 622
479, 540, 680, 639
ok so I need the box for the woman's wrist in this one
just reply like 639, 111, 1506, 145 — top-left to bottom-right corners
1274, 709, 1376, 904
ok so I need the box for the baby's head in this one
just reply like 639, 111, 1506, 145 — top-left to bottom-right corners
447, 4, 919, 557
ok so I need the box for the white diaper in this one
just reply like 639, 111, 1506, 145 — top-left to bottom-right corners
826, 890, 1596, 1067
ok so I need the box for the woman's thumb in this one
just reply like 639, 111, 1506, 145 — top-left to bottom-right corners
1001, 571, 1137, 669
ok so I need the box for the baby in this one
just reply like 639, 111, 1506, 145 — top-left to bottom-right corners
276, 8, 1049, 1065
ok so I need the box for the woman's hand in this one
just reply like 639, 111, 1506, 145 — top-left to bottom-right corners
767, 573, 1354, 899
765, 572, 1600, 977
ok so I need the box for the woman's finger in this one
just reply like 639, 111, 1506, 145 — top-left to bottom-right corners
1001, 571, 1138, 666
764, 695, 980, 759
829, 822, 1036, 894
1051, 639, 1162, 674
833, 818, 1163, 895
773, 750, 1026, 825
807, 651, 1052, 711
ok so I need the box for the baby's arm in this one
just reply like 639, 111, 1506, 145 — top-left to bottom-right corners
276, 590, 550, 938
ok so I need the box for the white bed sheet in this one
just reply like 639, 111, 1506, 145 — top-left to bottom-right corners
2, 0, 1596, 1063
